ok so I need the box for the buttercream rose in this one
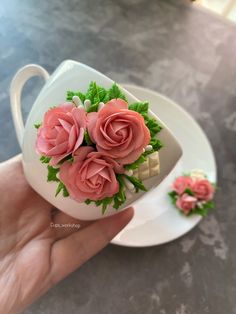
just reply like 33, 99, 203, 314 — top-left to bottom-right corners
87, 98, 150, 165
59, 146, 124, 202
36, 103, 86, 166
176, 193, 197, 214
192, 179, 214, 201
172, 176, 193, 195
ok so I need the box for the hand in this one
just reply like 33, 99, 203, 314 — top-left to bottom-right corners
0, 155, 134, 314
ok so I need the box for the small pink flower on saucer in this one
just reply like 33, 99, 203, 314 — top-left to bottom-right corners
176, 194, 197, 215
192, 179, 214, 201
87, 98, 150, 164
36, 103, 87, 166
172, 176, 193, 195
169, 169, 216, 216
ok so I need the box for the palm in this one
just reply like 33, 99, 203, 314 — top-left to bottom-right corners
0, 156, 133, 314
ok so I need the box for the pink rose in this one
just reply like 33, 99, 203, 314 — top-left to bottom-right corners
87, 98, 150, 165
192, 179, 214, 201
176, 193, 197, 214
59, 146, 124, 202
172, 176, 193, 195
36, 103, 87, 166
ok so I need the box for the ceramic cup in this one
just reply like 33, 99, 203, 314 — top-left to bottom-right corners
10, 60, 182, 220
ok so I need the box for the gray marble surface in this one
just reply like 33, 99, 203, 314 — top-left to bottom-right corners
0, 0, 236, 313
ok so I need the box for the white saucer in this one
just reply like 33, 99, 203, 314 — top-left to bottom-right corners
111, 85, 217, 247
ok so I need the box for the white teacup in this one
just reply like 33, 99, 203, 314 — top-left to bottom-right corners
10, 60, 182, 220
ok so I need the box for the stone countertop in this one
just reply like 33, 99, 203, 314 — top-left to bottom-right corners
0, 0, 236, 313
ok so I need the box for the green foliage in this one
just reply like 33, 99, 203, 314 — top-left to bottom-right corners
84, 131, 93, 145
67, 82, 128, 113
108, 83, 127, 101
97, 87, 107, 102
184, 188, 194, 196
113, 175, 127, 210
192, 200, 214, 216
149, 137, 163, 151
85, 197, 114, 214
86, 103, 99, 113
128, 101, 148, 114
40, 156, 51, 164
34, 123, 41, 129
47, 165, 69, 197
168, 191, 178, 205
145, 118, 162, 137
101, 197, 113, 214
124, 154, 147, 170
47, 165, 59, 182
128, 101, 162, 137
55, 181, 69, 197
67, 91, 86, 103
124, 175, 147, 192
85, 81, 100, 104
58, 154, 73, 164
125, 137, 162, 171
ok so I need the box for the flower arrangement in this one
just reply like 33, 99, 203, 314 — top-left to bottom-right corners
35, 82, 163, 213
169, 169, 216, 216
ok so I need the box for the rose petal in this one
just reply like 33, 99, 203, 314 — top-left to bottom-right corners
87, 112, 98, 143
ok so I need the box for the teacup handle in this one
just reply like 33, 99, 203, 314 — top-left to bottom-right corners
10, 64, 50, 148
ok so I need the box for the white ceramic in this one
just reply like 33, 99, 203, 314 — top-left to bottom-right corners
111, 85, 217, 247
10, 60, 182, 220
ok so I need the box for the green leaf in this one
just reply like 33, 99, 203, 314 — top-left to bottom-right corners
191, 207, 208, 217
128, 101, 149, 114
95, 200, 103, 206
108, 83, 127, 101
184, 188, 194, 196
98, 87, 108, 102
55, 181, 69, 197
34, 123, 41, 129
169, 191, 178, 198
101, 197, 113, 214
62, 185, 69, 197
84, 131, 93, 145
67, 91, 86, 103
84, 197, 113, 214
55, 182, 63, 197
125, 154, 147, 170
85, 81, 99, 103
149, 137, 163, 151
103, 93, 110, 104
168, 191, 178, 205
40, 156, 51, 164
202, 200, 215, 210
146, 118, 162, 137
113, 175, 126, 209
87, 102, 99, 113
47, 165, 59, 182
128, 101, 162, 138
124, 139, 162, 171
124, 175, 147, 192
58, 154, 73, 164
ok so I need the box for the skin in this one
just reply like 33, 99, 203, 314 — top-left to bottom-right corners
0, 155, 134, 314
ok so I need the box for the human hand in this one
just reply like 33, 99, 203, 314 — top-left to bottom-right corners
0, 155, 134, 314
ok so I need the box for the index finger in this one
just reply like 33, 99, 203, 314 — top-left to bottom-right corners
50, 207, 134, 285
